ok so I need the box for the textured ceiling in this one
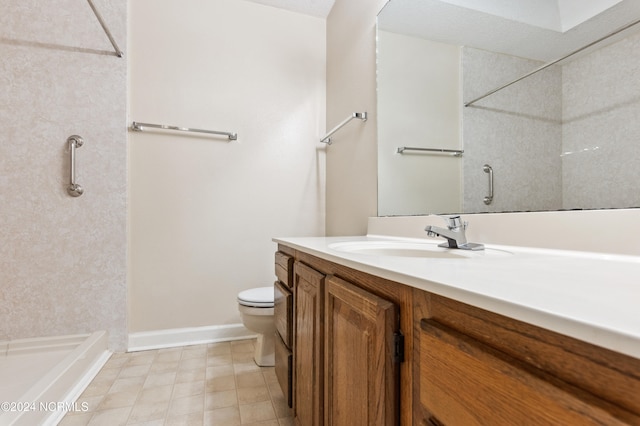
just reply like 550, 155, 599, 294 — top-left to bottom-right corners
244, 0, 336, 18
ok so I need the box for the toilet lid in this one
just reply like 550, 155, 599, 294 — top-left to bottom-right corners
238, 286, 274, 307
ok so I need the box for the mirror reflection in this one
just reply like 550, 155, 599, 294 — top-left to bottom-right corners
376, 0, 640, 216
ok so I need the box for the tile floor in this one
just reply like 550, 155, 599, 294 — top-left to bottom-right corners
59, 339, 293, 426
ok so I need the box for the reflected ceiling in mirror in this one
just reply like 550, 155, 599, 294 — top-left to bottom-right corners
376, 0, 640, 216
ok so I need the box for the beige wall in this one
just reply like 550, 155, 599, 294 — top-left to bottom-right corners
128, 0, 326, 332
325, 0, 387, 235
0, 0, 127, 350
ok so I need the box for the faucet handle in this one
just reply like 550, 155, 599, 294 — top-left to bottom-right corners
446, 215, 462, 229
439, 215, 466, 230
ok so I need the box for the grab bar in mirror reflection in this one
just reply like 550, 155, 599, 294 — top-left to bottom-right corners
397, 147, 463, 156
483, 164, 493, 205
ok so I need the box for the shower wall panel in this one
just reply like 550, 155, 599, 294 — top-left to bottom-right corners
0, 0, 127, 350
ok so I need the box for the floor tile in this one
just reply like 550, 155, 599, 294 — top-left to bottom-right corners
173, 380, 204, 399
167, 393, 204, 417
137, 384, 173, 404
205, 374, 236, 392
236, 385, 270, 405
143, 371, 176, 388
110, 376, 146, 394
58, 412, 95, 425
87, 406, 132, 426
244, 420, 279, 426
149, 360, 179, 373
236, 371, 265, 389
239, 400, 276, 424
127, 400, 168, 424
165, 411, 204, 426
204, 389, 238, 411
204, 406, 241, 426
59, 339, 294, 425
98, 389, 139, 410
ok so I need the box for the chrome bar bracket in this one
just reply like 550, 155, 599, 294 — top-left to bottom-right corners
67, 135, 84, 197
483, 164, 493, 205
320, 112, 367, 144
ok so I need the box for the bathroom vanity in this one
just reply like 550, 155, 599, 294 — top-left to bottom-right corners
273, 236, 640, 425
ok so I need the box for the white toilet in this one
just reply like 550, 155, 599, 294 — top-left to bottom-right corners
237, 286, 275, 367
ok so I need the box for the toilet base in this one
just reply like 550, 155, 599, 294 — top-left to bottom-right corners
253, 333, 275, 367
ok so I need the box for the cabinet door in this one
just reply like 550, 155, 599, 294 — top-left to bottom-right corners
419, 319, 637, 426
275, 331, 293, 408
274, 279, 293, 348
294, 262, 325, 426
325, 276, 400, 426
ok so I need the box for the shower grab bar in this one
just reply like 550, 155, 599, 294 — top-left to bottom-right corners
87, 0, 123, 58
320, 112, 367, 144
464, 17, 640, 107
67, 135, 84, 197
483, 164, 493, 205
131, 121, 238, 140
397, 146, 463, 156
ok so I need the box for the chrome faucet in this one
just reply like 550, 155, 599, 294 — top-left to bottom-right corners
425, 216, 484, 251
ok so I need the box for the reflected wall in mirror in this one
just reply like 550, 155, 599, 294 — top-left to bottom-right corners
376, 0, 640, 216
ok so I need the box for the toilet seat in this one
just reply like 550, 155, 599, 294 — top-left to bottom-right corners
237, 286, 274, 308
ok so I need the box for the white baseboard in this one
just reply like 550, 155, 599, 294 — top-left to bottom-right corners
128, 323, 257, 352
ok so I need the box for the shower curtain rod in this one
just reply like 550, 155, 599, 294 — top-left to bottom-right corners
464, 16, 640, 107
87, 0, 123, 57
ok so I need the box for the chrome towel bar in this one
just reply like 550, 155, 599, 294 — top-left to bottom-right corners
397, 147, 463, 156
320, 112, 367, 144
67, 135, 84, 197
87, 0, 123, 58
131, 122, 238, 140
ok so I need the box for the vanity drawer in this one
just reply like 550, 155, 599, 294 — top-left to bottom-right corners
274, 279, 293, 348
419, 319, 637, 425
275, 331, 293, 408
275, 251, 293, 288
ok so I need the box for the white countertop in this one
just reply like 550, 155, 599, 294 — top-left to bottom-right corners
273, 235, 640, 360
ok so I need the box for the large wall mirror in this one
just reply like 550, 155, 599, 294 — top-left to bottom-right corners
376, 0, 640, 216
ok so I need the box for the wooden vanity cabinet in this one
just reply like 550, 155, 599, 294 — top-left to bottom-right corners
414, 290, 640, 426
276, 245, 411, 426
277, 244, 640, 426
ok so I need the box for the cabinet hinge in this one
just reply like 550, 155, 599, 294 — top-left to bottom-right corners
393, 331, 405, 363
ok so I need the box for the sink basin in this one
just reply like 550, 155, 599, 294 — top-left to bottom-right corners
328, 240, 512, 259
